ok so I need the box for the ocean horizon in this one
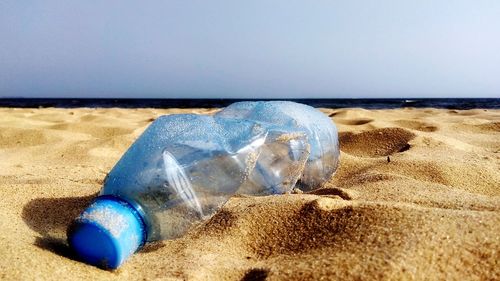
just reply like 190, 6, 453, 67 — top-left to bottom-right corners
0, 98, 499, 110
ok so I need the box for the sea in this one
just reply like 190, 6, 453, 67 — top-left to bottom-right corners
0, 98, 499, 109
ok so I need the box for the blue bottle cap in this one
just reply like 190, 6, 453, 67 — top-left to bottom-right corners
67, 196, 146, 269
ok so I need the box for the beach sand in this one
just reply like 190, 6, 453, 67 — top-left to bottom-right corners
0, 107, 499, 280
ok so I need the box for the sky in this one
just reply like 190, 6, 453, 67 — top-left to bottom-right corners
0, 1, 499, 98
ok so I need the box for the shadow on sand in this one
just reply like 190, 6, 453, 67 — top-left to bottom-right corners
22, 194, 96, 260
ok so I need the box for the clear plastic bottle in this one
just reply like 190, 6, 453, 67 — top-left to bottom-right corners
68, 101, 339, 269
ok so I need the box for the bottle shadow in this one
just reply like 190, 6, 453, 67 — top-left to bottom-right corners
22, 193, 97, 260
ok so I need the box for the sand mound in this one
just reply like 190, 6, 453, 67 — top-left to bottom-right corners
0, 107, 499, 280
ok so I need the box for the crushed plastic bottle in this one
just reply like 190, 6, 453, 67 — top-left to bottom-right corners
67, 101, 340, 269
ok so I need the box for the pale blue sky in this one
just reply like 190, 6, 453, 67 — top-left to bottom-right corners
1, 1, 499, 98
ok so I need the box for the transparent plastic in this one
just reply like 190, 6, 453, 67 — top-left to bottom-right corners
100, 101, 339, 241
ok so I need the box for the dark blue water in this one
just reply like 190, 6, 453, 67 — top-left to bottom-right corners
0, 98, 499, 109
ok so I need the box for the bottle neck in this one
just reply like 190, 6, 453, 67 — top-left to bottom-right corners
95, 194, 149, 244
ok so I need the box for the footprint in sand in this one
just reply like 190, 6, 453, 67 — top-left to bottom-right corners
471, 122, 500, 132
335, 118, 374, 126
0, 128, 61, 148
394, 119, 438, 132
339, 127, 416, 157
48, 123, 134, 139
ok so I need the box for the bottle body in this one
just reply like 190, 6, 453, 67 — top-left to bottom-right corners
100, 101, 339, 242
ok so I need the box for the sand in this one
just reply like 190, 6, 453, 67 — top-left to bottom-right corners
0, 106, 499, 280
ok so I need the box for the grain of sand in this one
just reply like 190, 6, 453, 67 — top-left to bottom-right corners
0, 107, 499, 280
